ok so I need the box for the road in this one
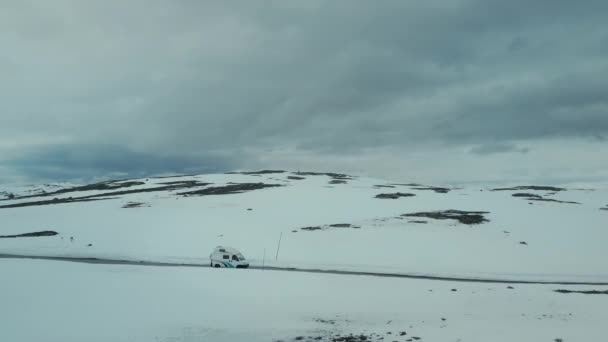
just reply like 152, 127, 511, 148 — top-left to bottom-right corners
1, 253, 607, 285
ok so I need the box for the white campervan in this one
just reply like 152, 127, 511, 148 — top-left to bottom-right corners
210, 246, 249, 268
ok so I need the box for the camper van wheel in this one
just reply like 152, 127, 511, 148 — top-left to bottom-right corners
214, 264, 220, 268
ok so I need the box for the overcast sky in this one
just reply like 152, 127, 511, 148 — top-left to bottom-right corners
1, 0, 607, 185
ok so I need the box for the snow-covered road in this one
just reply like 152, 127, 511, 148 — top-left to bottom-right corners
2, 253, 608, 286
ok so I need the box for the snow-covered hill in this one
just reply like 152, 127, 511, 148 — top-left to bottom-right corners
2, 171, 607, 342
1, 170, 607, 281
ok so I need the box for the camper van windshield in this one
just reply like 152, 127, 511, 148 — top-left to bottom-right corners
237, 254, 245, 260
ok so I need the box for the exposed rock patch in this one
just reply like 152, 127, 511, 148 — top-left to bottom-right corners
179, 183, 282, 196
0, 230, 58, 238
389, 183, 450, 193
329, 180, 348, 184
512, 193, 543, 199
0, 191, 15, 200
293, 172, 352, 180
3, 180, 146, 201
1, 181, 211, 209
375, 192, 416, 199
511, 192, 579, 204
288, 176, 306, 180
283, 333, 387, 342
529, 198, 580, 204
0, 196, 119, 209
299, 223, 361, 232
301, 226, 323, 231
228, 170, 286, 175
492, 185, 565, 192
329, 223, 355, 228
411, 186, 450, 194
554, 289, 608, 295
122, 202, 150, 208
402, 210, 489, 225
314, 318, 337, 325
157, 180, 205, 186
146, 174, 199, 180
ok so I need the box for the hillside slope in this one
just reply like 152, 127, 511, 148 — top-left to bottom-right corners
1, 171, 607, 281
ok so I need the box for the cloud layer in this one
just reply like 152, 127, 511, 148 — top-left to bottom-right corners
1, 1, 607, 184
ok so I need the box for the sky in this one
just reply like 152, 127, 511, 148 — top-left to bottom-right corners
1, 0, 607, 185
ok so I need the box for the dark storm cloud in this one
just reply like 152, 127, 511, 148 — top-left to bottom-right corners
125, 0, 608, 147
0, 0, 607, 182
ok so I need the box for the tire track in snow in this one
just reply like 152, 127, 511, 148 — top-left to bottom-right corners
1, 253, 607, 286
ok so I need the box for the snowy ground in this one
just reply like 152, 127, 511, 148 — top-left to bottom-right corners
2, 258, 607, 342
1, 171, 607, 281
1, 171, 607, 341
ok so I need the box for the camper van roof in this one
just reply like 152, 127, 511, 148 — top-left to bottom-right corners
214, 246, 239, 253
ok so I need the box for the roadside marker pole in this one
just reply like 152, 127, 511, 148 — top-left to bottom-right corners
275, 232, 283, 261
262, 248, 266, 270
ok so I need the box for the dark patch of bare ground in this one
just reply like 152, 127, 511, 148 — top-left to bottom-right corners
555, 289, 608, 295
511, 193, 580, 204
0, 196, 120, 209
600, 205, 608, 211
402, 210, 489, 225
288, 176, 306, 180
374, 185, 396, 188
512, 193, 543, 199
411, 186, 450, 193
227, 170, 287, 175
299, 223, 361, 232
300, 226, 323, 231
144, 174, 201, 179
293, 172, 353, 180
0, 181, 211, 209
282, 333, 395, 342
1, 180, 146, 202
179, 183, 282, 196
329, 223, 357, 228
529, 198, 580, 204
122, 202, 150, 208
492, 185, 566, 192
375, 192, 416, 199
281, 325, 420, 342
0, 191, 15, 199
156, 180, 203, 186
0, 231, 58, 238
287, 172, 353, 184
388, 183, 451, 193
